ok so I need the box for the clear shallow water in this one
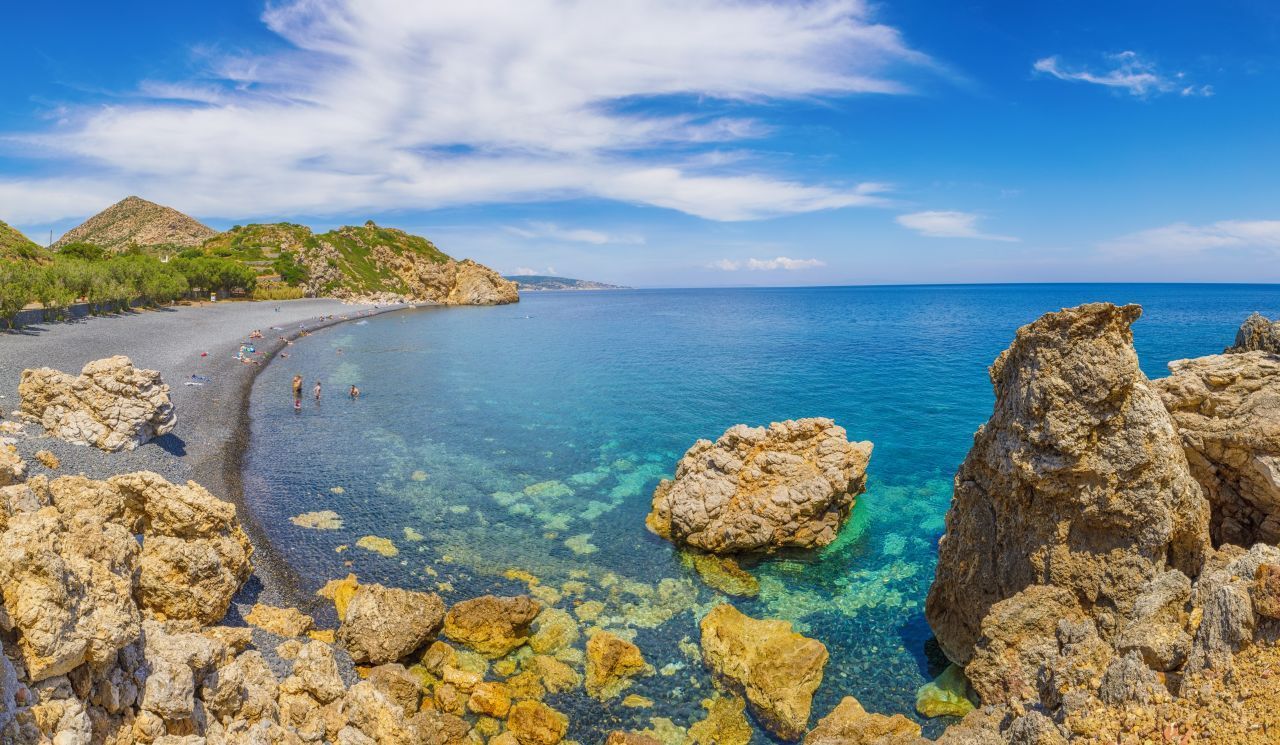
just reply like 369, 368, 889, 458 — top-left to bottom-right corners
244, 284, 1280, 740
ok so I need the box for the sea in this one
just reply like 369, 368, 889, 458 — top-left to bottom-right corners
243, 284, 1280, 741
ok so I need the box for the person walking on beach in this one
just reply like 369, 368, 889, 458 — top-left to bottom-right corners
313, 380, 322, 400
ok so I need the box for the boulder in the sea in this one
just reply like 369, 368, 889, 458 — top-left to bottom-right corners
926, 303, 1211, 667
1225, 312, 1280, 354
1155, 351, 1280, 545
18, 356, 176, 452
700, 603, 828, 741
585, 630, 649, 700
914, 664, 975, 719
337, 583, 445, 664
442, 594, 541, 657
647, 418, 872, 554
804, 696, 928, 745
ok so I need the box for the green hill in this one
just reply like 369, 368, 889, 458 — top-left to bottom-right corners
0, 220, 50, 263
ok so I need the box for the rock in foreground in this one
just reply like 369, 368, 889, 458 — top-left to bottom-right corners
700, 603, 827, 741
926, 303, 1210, 666
647, 418, 872, 554
805, 696, 927, 745
18, 356, 176, 452
337, 582, 445, 664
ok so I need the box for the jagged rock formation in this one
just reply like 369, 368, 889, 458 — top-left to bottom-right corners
700, 603, 828, 741
1225, 312, 1280, 354
926, 303, 1211, 666
647, 418, 872, 554
52, 196, 217, 251
1156, 351, 1280, 545
18, 356, 176, 452
0, 445, 24, 487
921, 303, 1280, 743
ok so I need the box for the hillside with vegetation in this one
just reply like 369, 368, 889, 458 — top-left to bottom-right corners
52, 196, 217, 252
0, 220, 50, 263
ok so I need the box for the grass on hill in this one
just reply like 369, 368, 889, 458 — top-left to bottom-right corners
0, 220, 51, 263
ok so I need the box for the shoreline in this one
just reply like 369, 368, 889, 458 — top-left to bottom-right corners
0, 298, 412, 614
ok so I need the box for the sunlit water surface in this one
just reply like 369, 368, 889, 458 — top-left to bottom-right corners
244, 284, 1280, 740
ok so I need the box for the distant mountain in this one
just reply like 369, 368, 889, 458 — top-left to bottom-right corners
53, 196, 218, 251
0, 219, 50, 262
504, 275, 629, 291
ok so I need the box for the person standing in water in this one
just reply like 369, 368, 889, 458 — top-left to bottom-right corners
313, 380, 322, 400
349, 384, 360, 399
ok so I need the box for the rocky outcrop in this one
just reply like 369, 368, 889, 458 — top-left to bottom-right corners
926, 303, 1211, 666
700, 603, 828, 741
409, 258, 520, 306
585, 631, 649, 700
1156, 351, 1280, 545
647, 418, 872, 554
805, 696, 927, 745
442, 594, 540, 657
18, 356, 176, 452
336, 582, 445, 664
1225, 312, 1280, 354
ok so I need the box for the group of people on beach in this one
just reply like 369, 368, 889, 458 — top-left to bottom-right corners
291, 374, 358, 411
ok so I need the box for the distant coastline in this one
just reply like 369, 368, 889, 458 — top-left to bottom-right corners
503, 274, 630, 291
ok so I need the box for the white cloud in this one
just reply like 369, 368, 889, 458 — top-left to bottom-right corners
895, 210, 1018, 241
1, 0, 931, 224
1100, 220, 1280, 256
712, 256, 826, 271
505, 222, 643, 245
513, 265, 558, 276
1032, 51, 1212, 98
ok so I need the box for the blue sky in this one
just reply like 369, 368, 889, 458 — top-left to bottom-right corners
1, 0, 1278, 286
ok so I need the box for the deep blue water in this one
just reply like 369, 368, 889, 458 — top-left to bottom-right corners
244, 284, 1280, 740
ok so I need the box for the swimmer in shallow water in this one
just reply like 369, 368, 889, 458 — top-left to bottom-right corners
349, 385, 360, 399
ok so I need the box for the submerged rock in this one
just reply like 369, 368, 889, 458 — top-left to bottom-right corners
506, 699, 569, 745
700, 603, 827, 741
647, 418, 873, 554
1225, 312, 1280, 354
804, 695, 927, 745
443, 594, 541, 658
585, 630, 649, 700
18, 356, 176, 452
1156, 351, 1280, 545
926, 303, 1211, 667
915, 663, 975, 719
337, 583, 445, 664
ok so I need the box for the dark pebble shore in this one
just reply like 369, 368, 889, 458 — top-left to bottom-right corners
0, 299, 409, 619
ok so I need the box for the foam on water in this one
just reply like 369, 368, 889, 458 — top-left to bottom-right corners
244, 285, 1280, 740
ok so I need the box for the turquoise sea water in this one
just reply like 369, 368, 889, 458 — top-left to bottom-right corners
244, 284, 1280, 740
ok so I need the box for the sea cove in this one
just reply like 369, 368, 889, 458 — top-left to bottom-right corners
243, 284, 1280, 740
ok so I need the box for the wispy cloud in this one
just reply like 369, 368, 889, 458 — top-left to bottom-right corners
895, 211, 1018, 241
513, 265, 558, 276
0, 0, 933, 224
1100, 220, 1280, 256
712, 257, 826, 271
505, 222, 643, 246
1032, 51, 1212, 98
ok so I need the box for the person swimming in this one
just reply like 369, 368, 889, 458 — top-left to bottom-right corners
349, 384, 360, 399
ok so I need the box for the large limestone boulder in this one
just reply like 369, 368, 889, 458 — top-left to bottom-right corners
926, 303, 1211, 666
18, 356, 176, 452
700, 603, 828, 741
804, 696, 928, 745
1155, 351, 1280, 545
337, 583, 445, 664
647, 418, 872, 554
1225, 312, 1280, 354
